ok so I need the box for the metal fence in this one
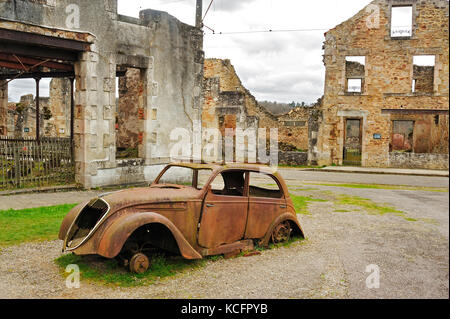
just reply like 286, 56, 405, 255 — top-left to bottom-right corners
0, 137, 74, 190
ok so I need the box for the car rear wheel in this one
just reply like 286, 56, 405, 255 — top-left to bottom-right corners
129, 253, 150, 274
271, 221, 291, 244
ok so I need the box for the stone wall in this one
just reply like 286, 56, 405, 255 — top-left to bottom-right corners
0, 0, 204, 188
202, 58, 312, 162
278, 151, 308, 166
413, 65, 434, 93
47, 78, 71, 138
318, 0, 449, 169
389, 152, 449, 170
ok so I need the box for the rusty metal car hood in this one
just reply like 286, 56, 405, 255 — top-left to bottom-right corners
98, 186, 203, 210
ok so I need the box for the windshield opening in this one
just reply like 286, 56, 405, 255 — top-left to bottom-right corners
154, 166, 213, 190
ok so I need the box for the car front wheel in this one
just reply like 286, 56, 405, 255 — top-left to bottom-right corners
129, 252, 150, 274
271, 221, 291, 244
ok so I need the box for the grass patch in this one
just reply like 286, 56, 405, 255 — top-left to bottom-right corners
304, 182, 448, 193
55, 236, 306, 287
288, 187, 320, 192
55, 252, 210, 287
335, 194, 407, 219
278, 164, 326, 169
290, 194, 328, 215
418, 218, 439, 225
254, 235, 307, 253
268, 235, 306, 249
334, 209, 351, 213
0, 203, 78, 247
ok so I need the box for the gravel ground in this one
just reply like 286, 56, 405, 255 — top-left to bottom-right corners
0, 184, 448, 299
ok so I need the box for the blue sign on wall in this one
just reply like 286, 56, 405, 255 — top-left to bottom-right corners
373, 134, 381, 139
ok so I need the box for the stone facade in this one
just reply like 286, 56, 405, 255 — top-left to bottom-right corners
47, 78, 72, 137
0, 0, 204, 188
4, 78, 72, 138
202, 58, 314, 162
389, 152, 449, 169
318, 0, 449, 169
278, 151, 308, 166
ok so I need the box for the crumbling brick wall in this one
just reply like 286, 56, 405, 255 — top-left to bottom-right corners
203, 58, 312, 161
319, 0, 449, 168
413, 65, 434, 93
116, 68, 142, 154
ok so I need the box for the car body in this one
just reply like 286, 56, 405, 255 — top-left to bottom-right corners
59, 163, 305, 272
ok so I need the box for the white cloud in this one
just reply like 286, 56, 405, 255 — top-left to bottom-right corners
7, 78, 50, 103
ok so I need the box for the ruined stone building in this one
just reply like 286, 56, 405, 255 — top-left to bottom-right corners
202, 58, 314, 165
4, 78, 71, 138
317, 0, 449, 169
0, 0, 204, 188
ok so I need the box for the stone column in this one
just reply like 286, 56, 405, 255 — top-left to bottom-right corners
73, 49, 117, 188
0, 80, 8, 136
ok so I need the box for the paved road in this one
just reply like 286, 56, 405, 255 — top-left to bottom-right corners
278, 169, 449, 188
0, 170, 448, 211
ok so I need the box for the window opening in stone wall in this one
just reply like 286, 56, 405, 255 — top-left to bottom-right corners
345, 56, 365, 93
412, 55, 435, 94
391, 120, 414, 152
391, 6, 413, 37
1, 75, 75, 190
2, 78, 71, 139
116, 67, 144, 159
4, 79, 37, 138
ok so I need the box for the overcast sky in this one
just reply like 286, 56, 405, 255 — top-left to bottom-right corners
8, 0, 375, 103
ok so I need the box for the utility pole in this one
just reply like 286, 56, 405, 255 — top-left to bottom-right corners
196, 0, 203, 28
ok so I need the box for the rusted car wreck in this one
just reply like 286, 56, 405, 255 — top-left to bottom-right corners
59, 163, 304, 273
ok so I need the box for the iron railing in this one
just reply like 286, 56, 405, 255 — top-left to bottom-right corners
0, 137, 74, 190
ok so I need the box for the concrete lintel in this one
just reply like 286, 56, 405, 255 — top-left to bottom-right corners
116, 53, 150, 69
337, 110, 369, 118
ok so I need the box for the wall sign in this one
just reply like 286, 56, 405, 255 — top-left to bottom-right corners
373, 133, 381, 139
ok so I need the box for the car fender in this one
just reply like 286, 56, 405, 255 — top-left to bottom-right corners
97, 212, 202, 259
260, 213, 305, 247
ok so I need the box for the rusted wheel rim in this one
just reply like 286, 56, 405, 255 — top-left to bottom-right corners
272, 221, 291, 244
129, 253, 150, 274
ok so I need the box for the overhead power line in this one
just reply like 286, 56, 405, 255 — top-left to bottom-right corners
204, 28, 328, 35
202, 0, 215, 22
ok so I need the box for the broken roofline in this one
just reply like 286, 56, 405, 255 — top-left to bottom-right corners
0, 17, 95, 44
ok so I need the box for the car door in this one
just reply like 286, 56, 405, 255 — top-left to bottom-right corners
245, 172, 287, 239
198, 170, 249, 249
